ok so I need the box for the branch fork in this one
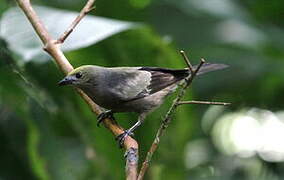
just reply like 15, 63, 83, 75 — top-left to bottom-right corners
138, 51, 229, 179
16, 0, 138, 179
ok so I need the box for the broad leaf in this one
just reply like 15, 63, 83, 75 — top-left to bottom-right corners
0, 6, 138, 62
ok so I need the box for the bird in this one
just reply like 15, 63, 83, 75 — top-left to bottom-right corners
58, 63, 227, 147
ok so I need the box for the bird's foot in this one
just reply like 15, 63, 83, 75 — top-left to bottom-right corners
97, 110, 114, 127
115, 130, 134, 148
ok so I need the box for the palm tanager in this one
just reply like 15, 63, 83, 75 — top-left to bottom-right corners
58, 63, 227, 146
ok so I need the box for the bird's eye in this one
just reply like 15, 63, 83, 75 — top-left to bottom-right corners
75, 72, 82, 78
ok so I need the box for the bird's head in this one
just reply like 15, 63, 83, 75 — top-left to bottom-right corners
58, 65, 96, 87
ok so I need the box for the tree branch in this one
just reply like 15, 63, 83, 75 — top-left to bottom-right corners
138, 51, 205, 180
56, 0, 96, 44
16, 0, 138, 179
177, 100, 230, 106
180, 50, 193, 73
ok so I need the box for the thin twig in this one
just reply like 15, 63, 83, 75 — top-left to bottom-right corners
16, 0, 138, 179
180, 50, 193, 73
56, 0, 96, 44
177, 100, 231, 106
138, 53, 205, 180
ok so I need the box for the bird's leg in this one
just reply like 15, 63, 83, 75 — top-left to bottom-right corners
97, 110, 115, 127
115, 114, 146, 148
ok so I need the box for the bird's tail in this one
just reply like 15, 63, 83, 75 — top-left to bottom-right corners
192, 63, 228, 76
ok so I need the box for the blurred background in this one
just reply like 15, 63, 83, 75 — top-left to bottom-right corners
1, 0, 284, 179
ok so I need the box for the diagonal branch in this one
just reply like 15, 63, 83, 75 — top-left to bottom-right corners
56, 0, 96, 44
180, 50, 193, 73
138, 51, 205, 180
16, 0, 138, 179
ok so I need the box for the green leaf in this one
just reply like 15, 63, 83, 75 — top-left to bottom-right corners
0, 6, 139, 63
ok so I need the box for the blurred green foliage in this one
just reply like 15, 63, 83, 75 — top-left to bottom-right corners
1, 0, 284, 180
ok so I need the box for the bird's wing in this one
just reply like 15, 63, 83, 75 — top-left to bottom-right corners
106, 67, 189, 101
133, 67, 189, 99
106, 63, 227, 102
105, 68, 152, 101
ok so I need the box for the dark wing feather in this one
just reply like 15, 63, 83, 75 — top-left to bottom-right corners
140, 67, 189, 94
128, 67, 189, 100
129, 63, 228, 101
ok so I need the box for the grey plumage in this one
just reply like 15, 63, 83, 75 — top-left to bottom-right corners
58, 63, 227, 146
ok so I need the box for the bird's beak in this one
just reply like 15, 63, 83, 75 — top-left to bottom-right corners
58, 76, 76, 86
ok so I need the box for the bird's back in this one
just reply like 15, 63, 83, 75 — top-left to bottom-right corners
79, 64, 227, 113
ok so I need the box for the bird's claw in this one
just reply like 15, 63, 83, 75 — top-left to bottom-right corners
115, 130, 134, 148
97, 110, 114, 127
